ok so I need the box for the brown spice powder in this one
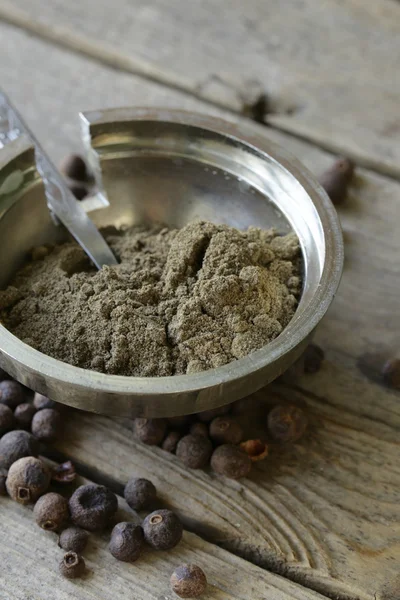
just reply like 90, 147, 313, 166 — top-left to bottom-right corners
0, 221, 302, 376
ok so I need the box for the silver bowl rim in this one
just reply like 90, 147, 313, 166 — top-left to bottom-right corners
0, 108, 343, 400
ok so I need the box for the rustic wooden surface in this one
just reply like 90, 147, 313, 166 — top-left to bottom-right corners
1, 0, 400, 178
0, 12, 399, 600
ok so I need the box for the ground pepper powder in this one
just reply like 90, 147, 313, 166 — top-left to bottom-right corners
0, 221, 301, 377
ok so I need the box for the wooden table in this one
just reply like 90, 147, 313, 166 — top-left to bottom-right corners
0, 2, 399, 599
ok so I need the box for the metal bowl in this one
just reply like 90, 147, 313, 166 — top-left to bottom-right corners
0, 109, 343, 417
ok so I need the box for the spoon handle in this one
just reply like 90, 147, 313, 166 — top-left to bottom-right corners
0, 90, 118, 270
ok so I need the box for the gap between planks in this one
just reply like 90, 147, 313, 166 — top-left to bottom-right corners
0, 0, 400, 181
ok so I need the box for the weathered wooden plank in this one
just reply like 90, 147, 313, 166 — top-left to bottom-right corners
1, 0, 400, 177
0, 476, 328, 600
0, 22, 399, 600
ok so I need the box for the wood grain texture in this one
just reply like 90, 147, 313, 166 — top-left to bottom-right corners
1, 0, 400, 177
0, 21, 399, 600
0, 476, 329, 600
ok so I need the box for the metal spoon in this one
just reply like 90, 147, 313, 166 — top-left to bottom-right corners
0, 90, 118, 269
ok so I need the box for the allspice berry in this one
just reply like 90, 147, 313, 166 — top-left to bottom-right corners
124, 477, 156, 511
0, 404, 15, 435
6, 456, 51, 504
14, 403, 36, 430
59, 527, 89, 554
31, 408, 61, 442
109, 522, 144, 562
60, 154, 89, 182
196, 405, 232, 423
162, 431, 182, 453
211, 444, 252, 479
0, 380, 25, 409
176, 434, 212, 469
209, 416, 243, 445
189, 422, 209, 438
69, 484, 118, 531
33, 393, 56, 410
170, 564, 207, 598
303, 344, 324, 374
0, 467, 8, 496
143, 509, 183, 550
133, 418, 167, 445
267, 404, 308, 443
59, 552, 86, 579
34, 492, 69, 531
0, 430, 40, 469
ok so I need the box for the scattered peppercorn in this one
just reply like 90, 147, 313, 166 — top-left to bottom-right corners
0, 430, 40, 469
59, 551, 86, 579
109, 522, 144, 562
6, 456, 51, 504
31, 408, 61, 442
133, 418, 167, 445
142, 509, 183, 550
267, 404, 308, 443
303, 344, 325, 374
240, 439, 269, 462
33, 393, 56, 410
34, 492, 69, 531
382, 358, 400, 390
58, 527, 89, 554
162, 431, 182, 453
0, 467, 7, 496
167, 416, 192, 430
211, 444, 252, 479
69, 484, 118, 531
318, 157, 355, 206
60, 154, 89, 182
176, 434, 213, 469
170, 564, 207, 598
124, 477, 156, 511
209, 416, 243, 445
51, 460, 76, 484
196, 405, 232, 422
189, 422, 209, 438
14, 403, 36, 430
0, 380, 25, 409
0, 404, 15, 435
69, 183, 88, 200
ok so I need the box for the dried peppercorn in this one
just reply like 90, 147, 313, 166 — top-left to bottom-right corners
124, 477, 156, 511
211, 444, 252, 479
133, 418, 167, 445
268, 404, 308, 443
109, 522, 144, 562
33, 393, 56, 410
382, 358, 400, 390
189, 422, 208, 438
0, 467, 7, 496
58, 527, 89, 554
318, 157, 355, 206
60, 154, 89, 182
14, 403, 36, 430
0, 430, 39, 469
31, 408, 61, 442
51, 461, 76, 484
196, 404, 232, 423
303, 344, 324, 374
176, 434, 212, 469
6, 456, 51, 504
34, 492, 69, 531
0, 380, 25, 409
69, 484, 118, 531
0, 404, 15, 435
170, 564, 207, 598
59, 552, 86, 579
209, 416, 243, 445
162, 431, 182, 453
142, 509, 183, 550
